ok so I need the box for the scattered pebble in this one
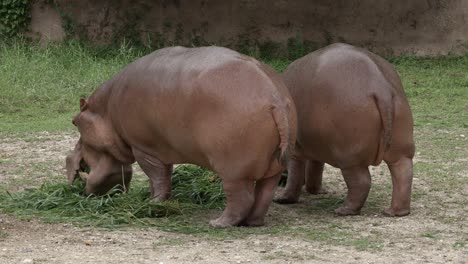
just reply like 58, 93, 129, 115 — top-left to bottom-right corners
22, 259, 33, 264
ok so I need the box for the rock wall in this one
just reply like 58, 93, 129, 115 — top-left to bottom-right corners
30, 0, 468, 56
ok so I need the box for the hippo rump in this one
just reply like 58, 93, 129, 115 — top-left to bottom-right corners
274, 43, 415, 217
66, 46, 297, 228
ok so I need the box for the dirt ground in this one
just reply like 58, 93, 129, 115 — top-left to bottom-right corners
0, 132, 466, 264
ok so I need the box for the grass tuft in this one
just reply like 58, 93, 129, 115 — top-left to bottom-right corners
0, 165, 224, 228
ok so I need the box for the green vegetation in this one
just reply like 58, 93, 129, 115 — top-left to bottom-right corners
0, 0, 31, 38
0, 40, 145, 134
0, 165, 223, 228
390, 56, 468, 128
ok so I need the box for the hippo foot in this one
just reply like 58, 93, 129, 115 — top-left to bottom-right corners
149, 195, 168, 203
305, 186, 328, 195
273, 193, 299, 204
334, 206, 361, 216
209, 217, 235, 229
240, 217, 265, 227
383, 207, 410, 217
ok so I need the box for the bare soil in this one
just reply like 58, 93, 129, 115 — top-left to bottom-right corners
0, 132, 466, 264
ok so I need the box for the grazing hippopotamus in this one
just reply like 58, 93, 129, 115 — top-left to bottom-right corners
65, 46, 297, 228
274, 43, 415, 217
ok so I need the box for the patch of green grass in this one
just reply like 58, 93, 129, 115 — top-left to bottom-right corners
0, 165, 224, 228
390, 56, 468, 128
302, 196, 344, 213
262, 59, 291, 72
453, 238, 467, 250
0, 230, 8, 239
152, 237, 186, 247
0, 40, 144, 134
421, 232, 438, 239
299, 224, 384, 251
347, 238, 384, 251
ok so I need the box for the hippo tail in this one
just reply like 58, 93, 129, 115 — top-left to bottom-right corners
373, 87, 395, 165
271, 101, 296, 166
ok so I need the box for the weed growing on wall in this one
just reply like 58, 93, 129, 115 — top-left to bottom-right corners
0, 0, 31, 38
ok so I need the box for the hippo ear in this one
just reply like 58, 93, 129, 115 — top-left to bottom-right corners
65, 141, 83, 184
79, 98, 88, 112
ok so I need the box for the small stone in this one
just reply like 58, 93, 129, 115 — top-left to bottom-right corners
84, 240, 92, 246
460, 134, 465, 138
22, 259, 33, 264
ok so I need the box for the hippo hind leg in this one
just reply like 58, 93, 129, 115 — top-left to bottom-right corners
335, 166, 371, 216
242, 172, 282, 227
273, 157, 305, 204
209, 178, 254, 228
383, 156, 413, 216
243, 155, 284, 226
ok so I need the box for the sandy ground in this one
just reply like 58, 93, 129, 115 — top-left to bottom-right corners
0, 132, 466, 264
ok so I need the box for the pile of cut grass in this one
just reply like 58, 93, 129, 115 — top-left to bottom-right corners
0, 165, 224, 228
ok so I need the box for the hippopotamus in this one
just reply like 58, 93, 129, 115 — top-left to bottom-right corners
65, 46, 297, 228
274, 43, 415, 217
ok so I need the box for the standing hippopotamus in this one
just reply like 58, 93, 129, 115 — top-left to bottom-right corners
65, 46, 296, 228
274, 43, 415, 217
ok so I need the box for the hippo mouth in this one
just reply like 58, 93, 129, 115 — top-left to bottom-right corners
75, 159, 91, 182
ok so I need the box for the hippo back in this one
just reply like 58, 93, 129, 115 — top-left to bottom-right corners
283, 43, 412, 167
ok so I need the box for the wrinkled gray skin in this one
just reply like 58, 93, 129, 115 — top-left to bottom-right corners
274, 43, 415, 217
65, 46, 297, 228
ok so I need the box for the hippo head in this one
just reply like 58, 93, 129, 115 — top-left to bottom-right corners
65, 98, 133, 195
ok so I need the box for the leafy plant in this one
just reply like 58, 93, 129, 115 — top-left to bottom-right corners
0, 0, 31, 38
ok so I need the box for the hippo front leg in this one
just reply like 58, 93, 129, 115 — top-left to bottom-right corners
133, 149, 173, 201
305, 160, 327, 194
